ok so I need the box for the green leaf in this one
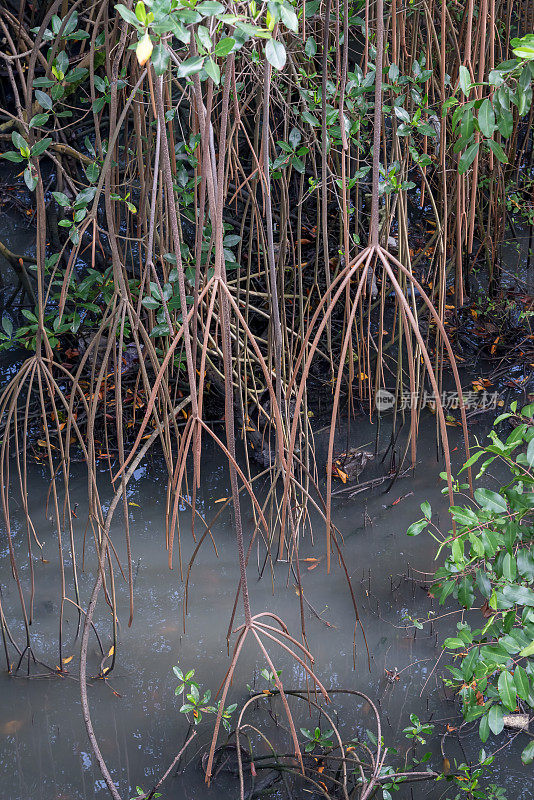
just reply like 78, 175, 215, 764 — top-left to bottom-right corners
196, 24, 212, 51
92, 96, 107, 113
513, 45, 534, 61
142, 296, 160, 310
526, 436, 534, 467
223, 234, 241, 247
450, 506, 479, 526
407, 519, 427, 536
389, 63, 400, 82
12, 131, 28, 152
265, 39, 286, 70
459, 65, 472, 96
519, 639, 534, 658
502, 552, 516, 580
500, 584, 534, 607
475, 487, 507, 513
444, 637, 464, 649
421, 501, 431, 520
497, 670, 517, 711
458, 576, 475, 608
416, 122, 437, 137
151, 44, 170, 76
452, 537, 464, 565
496, 107, 513, 138
485, 139, 508, 164
62, 9, 79, 36
475, 569, 492, 599
150, 322, 171, 337
1, 151, 24, 162
458, 141, 479, 174
305, 36, 317, 58
52, 191, 70, 207
24, 166, 37, 192
2, 316, 13, 337
134, 1, 147, 24
478, 99, 495, 137
394, 105, 411, 123
214, 37, 235, 57
280, 2, 298, 33
85, 162, 100, 183
204, 57, 220, 84
115, 4, 143, 29
33, 77, 55, 88
29, 113, 50, 129
517, 548, 534, 580
177, 56, 205, 78
479, 713, 490, 743
513, 665, 530, 701
197, 0, 225, 15
35, 90, 52, 110
521, 740, 534, 765
65, 67, 88, 84
31, 138, 52, 157
301, 110, 319, 127
488, 703, 504, 735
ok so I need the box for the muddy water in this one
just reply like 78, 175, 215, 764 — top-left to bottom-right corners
0, 412, 531, 800
0, 202, 531, 798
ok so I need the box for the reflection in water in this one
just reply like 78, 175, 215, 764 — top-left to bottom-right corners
0, 418, 531, 800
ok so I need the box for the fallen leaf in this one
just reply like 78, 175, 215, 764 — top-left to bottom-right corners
0, 720, 24, 735
334, 467, 348, 483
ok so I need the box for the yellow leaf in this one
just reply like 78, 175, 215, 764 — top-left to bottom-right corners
108, 645, 114, 657
215, 497, 228, 503
62, 655, 74, 665
128, 502, 140, 507
136, 31, 153, 66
